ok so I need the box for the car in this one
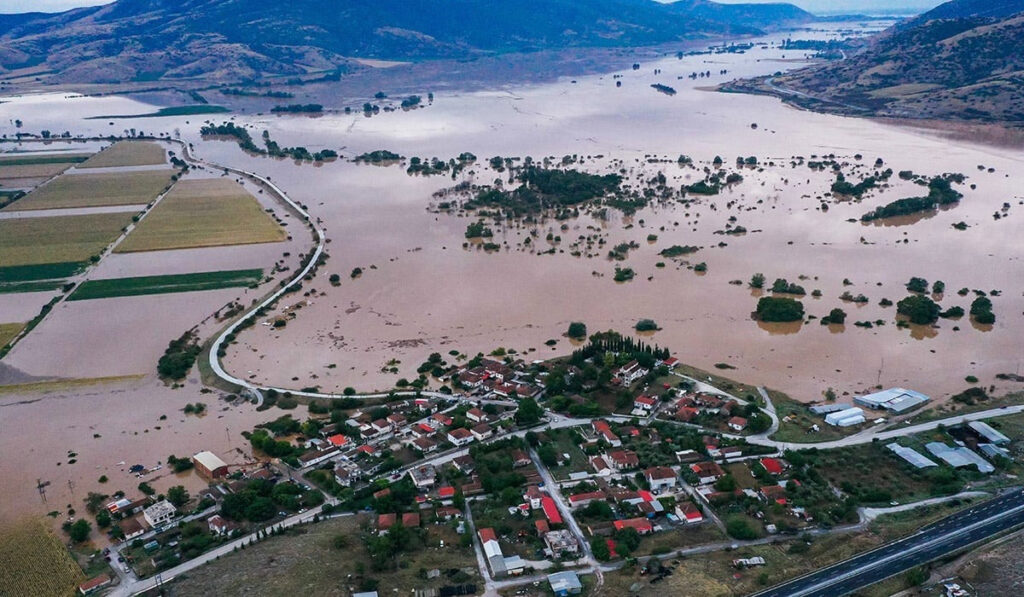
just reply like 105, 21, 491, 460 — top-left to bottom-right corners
278, 511, 288, 517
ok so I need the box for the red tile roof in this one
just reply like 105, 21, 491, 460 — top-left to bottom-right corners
402, 512, 420, 527
326, 434, 349, 447
378, 513, 396, 529
760, 458, 784, 475
541, 497, 562, 524
478, 527, 497, 543
613, 518, 653, 533
439, 486, 456, 499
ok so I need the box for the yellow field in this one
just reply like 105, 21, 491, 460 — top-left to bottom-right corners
0, 163, 74, 182
0, 212, 133, 266
116, 178, 286, 252
0, 518, 85, 597
4, 170, 175, 211
0, 322, 25, 347
78, 141, 167, 168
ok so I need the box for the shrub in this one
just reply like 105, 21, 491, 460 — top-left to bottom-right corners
897, 295, 940, 325
756, 297, 805, 322
567, 322, 587, 339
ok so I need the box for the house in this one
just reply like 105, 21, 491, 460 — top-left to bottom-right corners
333, 466, 355, 487
378, 513, 396, 534
413, 422, 436, 437
662, 357, 679, 369
544, 529, 579, 555
386, 413, 407, 428
607, 450, 640, 471
356, 445, 377, 456
471, 422, 493, 441
461, 479, 484, 496
592, 420, 621, 447
207, 514, 235, 536
78, 574, 111, 595
436, 506, 462, 520
675, 502, 704, 524
634, 395, 657, 411
296, 446, 339, 468
541, 497, 563, 524
536, 519, 551, 534
524, 485, 545, 509
759, 485, 787, 504
447, 428, 475, 446
644, 466, 679, 492
453, 455, 476, 474
373, 488, 391, 500
402, 512, 421, 527
409, 465, 437, 489
759, 458, 784, 476
143, 500, 176, 528
610, 489, 645, 506
720, 446, 744, 460
326, 434, 349, 448
690, 461, 725, 485
590, 456, 613, 476
676, 406, 699, 422
467, 408, 487, 423
617, 361, 648, 385
480, 527, 505, 575
568, 491, 607, 509
613, 518, 653, 535
371, 419, 392, 434
119, 516, 146, 540
432, 412, 454, 426
727, 416, 748, 432
675, 449, 701, 464
511, 449, 531, 468
438, 486, 457, 501
192, 451, 229, 479
412, 436, 439, 454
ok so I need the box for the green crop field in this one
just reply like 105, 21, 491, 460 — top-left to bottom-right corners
0, 322, 25, 347
117, 178, 286, 252
0, 280, 67, 294
0, 153, 92, 166
89, 105, 230, 119
77, 140, 167, 168
4, 169, 175, 211
69, 269, 263, 300
0, 212, 133, 266
0, 261, 87, 283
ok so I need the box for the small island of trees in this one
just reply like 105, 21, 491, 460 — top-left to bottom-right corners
756, 296, 805, 322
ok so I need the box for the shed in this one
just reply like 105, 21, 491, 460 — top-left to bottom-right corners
192, 451, 229, 478
548, 570, 583, 596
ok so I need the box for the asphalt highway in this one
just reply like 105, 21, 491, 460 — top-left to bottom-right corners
753, 488, 1024, 597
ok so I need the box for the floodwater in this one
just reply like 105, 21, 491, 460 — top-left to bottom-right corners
1, 23, 1022, 409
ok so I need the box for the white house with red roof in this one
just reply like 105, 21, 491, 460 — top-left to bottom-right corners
759, 457, 785, 476
466, 408, 487, 423
644, 466, 679, 492
592, 420, 621, 447
447, 428, 475, 447
675, 502, 704, 524
616, 361, 648, 385
728, 416, 748, 431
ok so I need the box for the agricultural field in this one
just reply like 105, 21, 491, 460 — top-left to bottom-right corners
163, 514, 479, 597
0, 153, 92, 167
3, 169, 175, 211
0, 322, 25, 347
0, 162, 79, 185
77, 140, 167, 168
0, 518, 86, 597
69, 269, 263, 301
116, 178, 286, 252
0, 212, 133, 267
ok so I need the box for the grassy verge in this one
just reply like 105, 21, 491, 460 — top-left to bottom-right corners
0, 261, 86, 283
68, 269, 262, 301
0, 322, 26, 348
0, 280, 66, 294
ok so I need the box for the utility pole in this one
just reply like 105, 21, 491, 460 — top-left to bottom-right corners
37, 479, 47, 503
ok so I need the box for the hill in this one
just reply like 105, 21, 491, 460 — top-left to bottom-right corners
722, 0, 1024, 123
0, 0, 813, 85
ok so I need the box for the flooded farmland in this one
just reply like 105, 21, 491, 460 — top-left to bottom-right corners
1, 25, 1024, 526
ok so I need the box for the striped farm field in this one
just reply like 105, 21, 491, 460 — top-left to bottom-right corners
116, 178, 286, 252
69, 269, 263, 300
0, 322, 25, 347
3, 169, 175, 211
0, 212, 133, 266
78, 140, 167, 168
0, 152, 92, 166
0, 518, 85, 597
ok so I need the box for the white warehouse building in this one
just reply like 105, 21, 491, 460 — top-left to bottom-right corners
824, 407, 865, 427
854, 388, 929, 413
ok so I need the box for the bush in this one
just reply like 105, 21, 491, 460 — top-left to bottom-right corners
567, 322, 587, 339
725, 516, 759, 540
756, 297, 805, 322
897, 295, 940, 325
635, 319, 659, 332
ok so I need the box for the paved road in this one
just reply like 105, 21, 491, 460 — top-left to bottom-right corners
753, 488, 1024, 597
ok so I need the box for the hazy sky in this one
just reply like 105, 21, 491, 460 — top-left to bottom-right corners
0, 0, 946, 15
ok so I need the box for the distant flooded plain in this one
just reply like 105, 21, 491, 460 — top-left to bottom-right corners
2, 24, 1022, 408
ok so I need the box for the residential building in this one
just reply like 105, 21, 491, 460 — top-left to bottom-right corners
412, 436, 438, 453
690, 461, 724, 485
592, 420, 621, 446
544, 529, 579, 555
617, 361, 648, 385
143, 500, 176, 528
511, 449, 531, 468
607, 450, 640, 471
541, 497, 563, 524
467, 408, 487, 423
568, 491, 607, 509
634, 395, 657, 411
432, 412, 454, 426
192, 451, 229, 479
447, 428, 475, 446
524, 485, 544, 510
119, 517, 146, 540
386, 413, 407, 428
644, 466, 678, 492
590, 456, 613, 476
402, 512, 421, 527
759, 458, 784, 476
326, 434, 349, 448
676, 406, 699, 422
675, 502, 703, 524
613, 518, 653, 535
471, 422, 493, 441
378, 513, 396, 534
453, 455, 475, 474
413, 422, 436, 437
727, 416, 748, 432
759, 485, 787, 504
297, 446, 339, 468
207, 514, 235, 536
78, 575, 112, 595
409, 465, 437, 489
535, 519, 550, 534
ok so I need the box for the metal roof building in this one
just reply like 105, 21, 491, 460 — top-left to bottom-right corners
886, 443, 938, 469
925, 442, 994, 473
824, 407, 865, 427
968, 421, 1010, 445
548, 571, 583, 596
979, 443, 1011, 460
854, 388, 929, 413
809, 403, 852, 415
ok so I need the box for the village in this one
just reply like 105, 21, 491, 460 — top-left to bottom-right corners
71, 337, 1024, 597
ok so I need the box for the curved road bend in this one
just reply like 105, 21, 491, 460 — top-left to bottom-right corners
753, 488, 1024, 597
